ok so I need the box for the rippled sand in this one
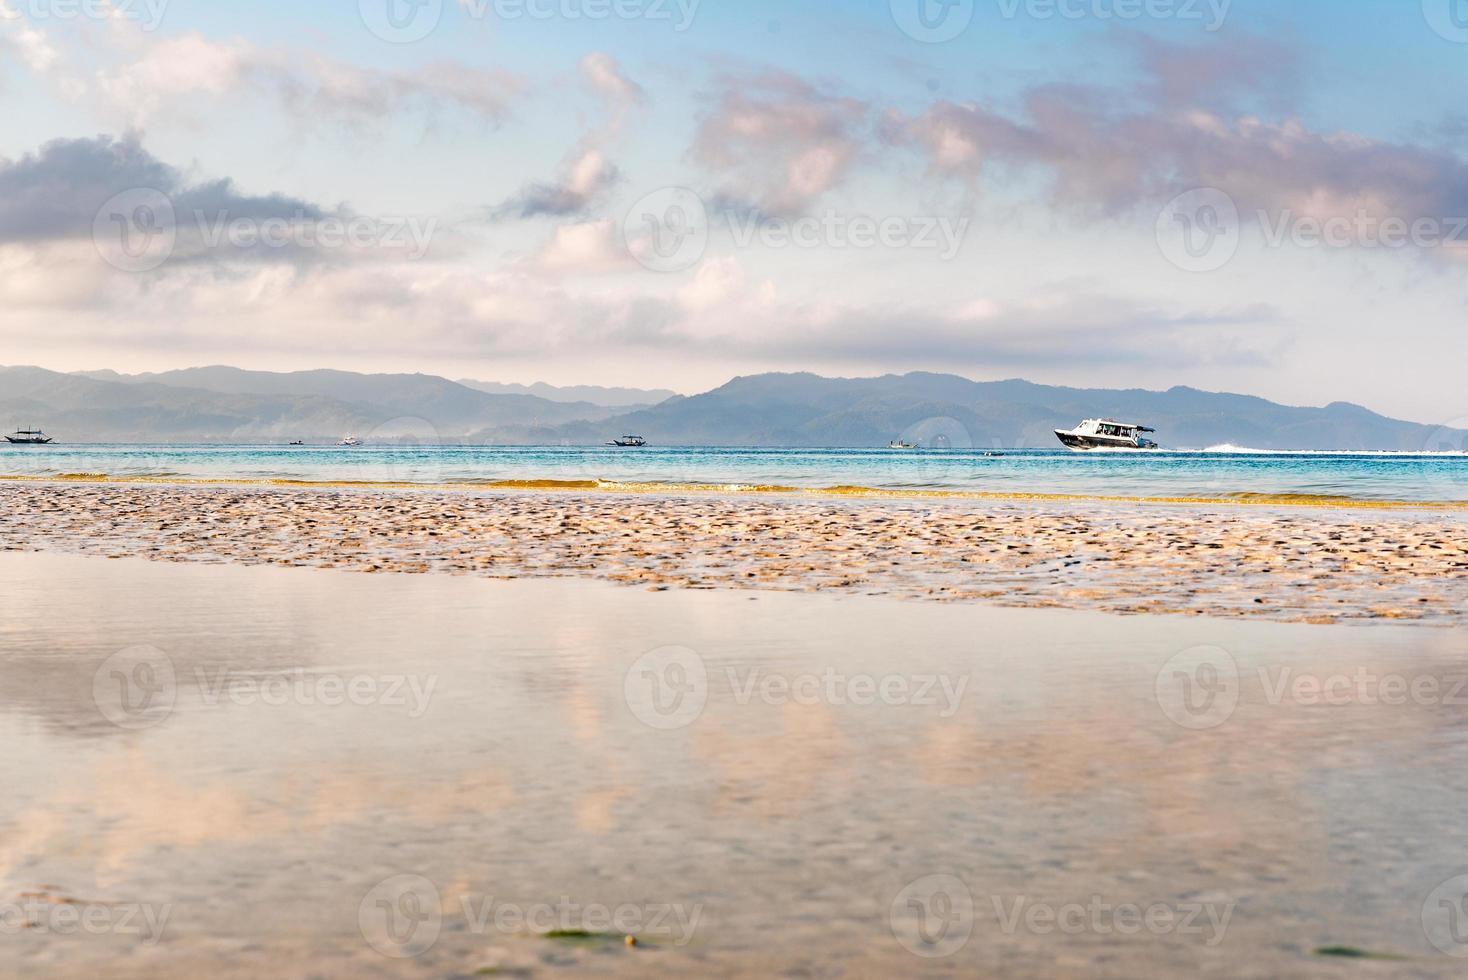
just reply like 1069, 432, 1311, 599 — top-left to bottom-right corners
0, 481, 1464, 625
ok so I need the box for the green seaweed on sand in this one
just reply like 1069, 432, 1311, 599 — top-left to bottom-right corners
540, 929, 613, 942
1313, 945, 1407, 960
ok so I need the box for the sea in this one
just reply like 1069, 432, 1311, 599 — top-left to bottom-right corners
3, 443, 1468, 503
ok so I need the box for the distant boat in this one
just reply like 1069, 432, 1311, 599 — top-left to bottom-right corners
289, 440, 305, 446
6, 428, 53, 445
1054, 419, 1159, 451
338, 435, 362, 447
608, 436, 647, 447
888, 440, 917, 450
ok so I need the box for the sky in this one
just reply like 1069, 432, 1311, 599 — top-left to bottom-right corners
2, 0, 1468, 423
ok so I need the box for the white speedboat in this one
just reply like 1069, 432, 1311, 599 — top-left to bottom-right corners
1055, 419, 1159, 451
338, 435, 362, 447
888, 440, 917, 450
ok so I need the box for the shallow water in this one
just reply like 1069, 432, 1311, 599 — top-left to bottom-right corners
2, 552, 1466, 977
4, 444, 1468, 502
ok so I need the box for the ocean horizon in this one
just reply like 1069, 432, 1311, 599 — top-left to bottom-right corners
5, 443, 1468, 503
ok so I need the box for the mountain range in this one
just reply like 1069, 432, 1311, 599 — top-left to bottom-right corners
1, 365, 1462, 451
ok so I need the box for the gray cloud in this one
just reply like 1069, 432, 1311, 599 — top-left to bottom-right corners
0, 134, 325, 244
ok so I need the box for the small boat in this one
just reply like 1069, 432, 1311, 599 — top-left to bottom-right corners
289, 440, 305, 446
6, 428, 54, 445
1054, 419, 1159, 451
888, 440, 917, 450
338, 435, 362, 447
608, 436, 647, 447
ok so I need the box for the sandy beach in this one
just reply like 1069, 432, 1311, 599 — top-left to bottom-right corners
0, 480, 1464, 626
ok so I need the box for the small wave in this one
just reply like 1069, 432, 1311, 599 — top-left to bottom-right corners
1200, 444, 1468, 456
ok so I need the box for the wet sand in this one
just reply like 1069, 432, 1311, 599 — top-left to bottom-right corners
0, 481, 1464, 626
2, 552, 1466, 978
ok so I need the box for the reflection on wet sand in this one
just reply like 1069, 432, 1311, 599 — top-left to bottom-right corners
1, 552, 1466, 977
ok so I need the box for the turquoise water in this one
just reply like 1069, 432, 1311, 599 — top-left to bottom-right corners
4, 444, 1468, 501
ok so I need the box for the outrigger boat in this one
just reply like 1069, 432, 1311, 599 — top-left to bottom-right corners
608, 435, 647, 447
6, 429, 54, 445
1054, 419, 1159, 451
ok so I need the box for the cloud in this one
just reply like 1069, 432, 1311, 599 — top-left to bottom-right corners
579, 51, 644, 112
493, 53, 642, 219
495, 147, 623, 219
532, 218, 631, 273
0, 2, 59, 72
882, 35, 1468, 232
44, 28, 522, 129
692, 71, 869, 216
0, 134, 325, 244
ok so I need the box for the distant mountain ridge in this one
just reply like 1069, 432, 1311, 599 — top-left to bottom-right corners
527, 372, 1467, 452
2, 366, 1462, 451
456, 379, 676, 408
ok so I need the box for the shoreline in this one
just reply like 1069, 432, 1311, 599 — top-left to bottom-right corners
2, 480, 1464, 627
2, 473, 1466, 512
